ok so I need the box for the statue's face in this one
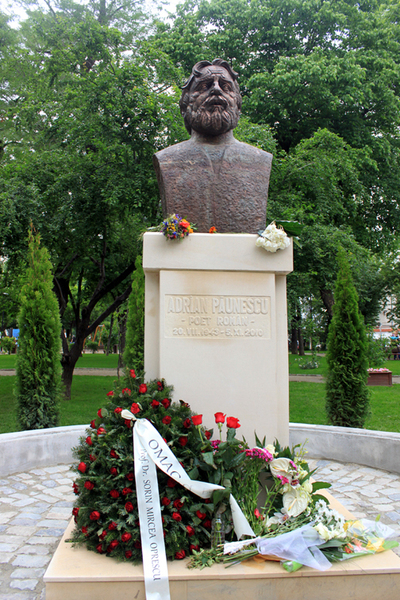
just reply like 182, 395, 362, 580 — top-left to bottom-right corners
185, 65, 240, 135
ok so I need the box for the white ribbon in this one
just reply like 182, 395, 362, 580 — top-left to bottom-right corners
122, 410, 255, 600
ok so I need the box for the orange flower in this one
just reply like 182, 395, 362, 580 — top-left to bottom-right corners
180, 219, 190, 229
209, 226, 217, 233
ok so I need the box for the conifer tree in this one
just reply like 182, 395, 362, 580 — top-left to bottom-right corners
123, 255, 145, 372
15, 229, 62, 429
325, 247, 370, 428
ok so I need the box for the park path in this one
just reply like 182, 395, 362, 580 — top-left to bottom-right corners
1, 369, 400, 383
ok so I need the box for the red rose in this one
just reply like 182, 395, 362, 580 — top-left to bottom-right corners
125, 502, 134, 513
97, 408, 104, 417
121, 532, 132, 543
125, 419, 132, 428
84, 481, 94, 491
110, 450, 118, 458
126, 472, 134, 481
131, 402, 140, 414
122, 388, 131, 396
122, 487, 132, 496
167, 478, 176, 488
175, 550, 186, 560
161, 398, 170, 409
114, 407, 123, 414
186, 525, 195, 536
203, 519, 212, 529
183, 418, 191, 429
162, 416, 171, 425
72, 507, 79, 517
151, 400, 160, 408
179, 436, 188, 447
107, 540, 119, 552
161, 497, 170, 506
90, 420, 96, 429
110, 467, 118, 476
96, 544, 103, 553
97, 427, 106, 436
78, 462, 87, 473
138, 384, 147, 394
196, 510, 206, 520
73, 482, 79, 494
82, 526, 88, 536
99, 530, 107, 540
130, 369, 136, 378
157, 381, 164, 391
190, 544, 199, 552
191, 414, 203, 426
106, 391, 114, 397
108, 521, 117, 530
125, 550, 133, 558
172, 512, 182, 522
89, 454, 96, 462
205, 431, 211, 440
134, 540, 141, 549
226, 417, 240, 429
173, 499, 184, 509
214, 412, 225, 424
110, 489, 119, 499
90, 511, 101, 521
86, 436, 93, 446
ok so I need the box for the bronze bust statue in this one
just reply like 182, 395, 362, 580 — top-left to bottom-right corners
153, 59, 273, 233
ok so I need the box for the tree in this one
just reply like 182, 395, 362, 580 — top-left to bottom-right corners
325, 247, 370, 428
0, 2, 186, 398
15, 228, 62, 430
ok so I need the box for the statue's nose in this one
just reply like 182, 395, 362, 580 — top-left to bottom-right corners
211, 79, 222, 94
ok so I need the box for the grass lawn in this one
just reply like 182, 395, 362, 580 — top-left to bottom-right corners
0, 375, 117, 434
289, 381, 400, 432
0, 353, 119, 370
288, 353, 400, 376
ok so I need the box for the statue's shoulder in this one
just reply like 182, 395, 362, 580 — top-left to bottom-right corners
230, 138, 273, 163
153, 140, 192, 164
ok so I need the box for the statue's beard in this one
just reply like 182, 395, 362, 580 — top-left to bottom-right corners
185, 102, 239, 136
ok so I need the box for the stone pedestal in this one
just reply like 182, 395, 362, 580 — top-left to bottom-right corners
143, 232, 293, 445
44, 492, 400, 600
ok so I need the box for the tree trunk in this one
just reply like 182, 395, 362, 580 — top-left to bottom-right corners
290, 325, 298, 354
298, 327, 305, 355
106, 312, 114, 356
117, 309, 128, 378
61, 319, 88, 400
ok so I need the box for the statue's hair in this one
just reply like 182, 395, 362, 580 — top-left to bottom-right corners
179, 58, 242, 123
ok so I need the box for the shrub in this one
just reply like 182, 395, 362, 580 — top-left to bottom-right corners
325, 247, 370, 428
15, 229, 62, 429
123, 255, 145, 372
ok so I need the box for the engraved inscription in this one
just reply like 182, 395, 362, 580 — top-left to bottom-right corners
164, 295, 271, 339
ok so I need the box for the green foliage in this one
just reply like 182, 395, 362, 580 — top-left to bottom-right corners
15, 229, 62, 430
85, 340, 99, 354
367, 335, 389, 369
325, 248, 370, 428
123, 256, 145, 372
1, 336, 16, 354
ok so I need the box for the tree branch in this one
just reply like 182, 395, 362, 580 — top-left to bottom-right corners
88, 260, 136, 311
57, 253, 79, 278
86, 284, 132, 337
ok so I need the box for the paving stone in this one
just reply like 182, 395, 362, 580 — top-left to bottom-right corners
18, 545, 49, 555
386, 511, 400, 523
388, 492, 400, 501
11, 555, 50, 568
11, 568, 45, 579
0, 553, 14, 563
0, 543, 21, 553
10, 484, 27, 492
6, 527, 37, 537
9, 520, 40, 528
27, 536, 59, 545
11, 500, 35, 509
9, 581, 38, 592
37, 519, 68, 529
0, 513, 17, 525
35, 528, 65, 537
0, 594, 36, 600
41, 481, 57, 489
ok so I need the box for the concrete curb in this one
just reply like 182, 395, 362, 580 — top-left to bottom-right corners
289, 423, 400, 474
0, 424, 86, 476
1, 423, 400, 476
